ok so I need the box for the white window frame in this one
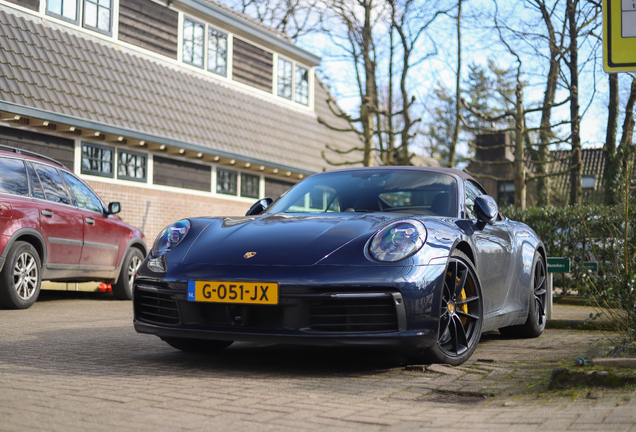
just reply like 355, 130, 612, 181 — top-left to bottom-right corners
276, 54, 312, 107
213, 166, 262, 199
45, 0, 113, 36
77, 140, 151, 185
81, 0, 113, 36
181, 14, 230, 77
16, 0, 316, 111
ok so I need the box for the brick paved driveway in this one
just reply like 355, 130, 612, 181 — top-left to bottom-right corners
1, 293, 635, 431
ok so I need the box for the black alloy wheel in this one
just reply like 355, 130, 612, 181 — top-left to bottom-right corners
532, 255, 547, 327
419, 250, 483, 366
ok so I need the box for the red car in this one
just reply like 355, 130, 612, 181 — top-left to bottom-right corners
0, 145, 146, 309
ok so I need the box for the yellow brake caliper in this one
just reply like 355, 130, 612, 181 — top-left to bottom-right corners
457, 276, 468, 325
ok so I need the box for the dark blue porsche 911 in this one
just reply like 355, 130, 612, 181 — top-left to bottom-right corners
133, 167, 547, 365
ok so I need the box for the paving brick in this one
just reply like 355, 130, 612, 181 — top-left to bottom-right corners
1, 299, 635, 431
568, 424, 631, 431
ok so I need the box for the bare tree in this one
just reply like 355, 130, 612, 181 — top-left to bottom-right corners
566, 0, 582, 205
604, 73, 620, 205
531, 0, 567, 206
448, 0, 462, 168
318, 0, 383, 166
461, 1, 573, 209
320, 0, 445, 167
617, 76, 636, 180
462, 82, 530, 208
564, 0, 601, 205
389, 0, 442, 165
226, 0, 325, 40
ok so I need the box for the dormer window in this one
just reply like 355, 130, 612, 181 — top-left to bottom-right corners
39, 1, 313, 109
208, 28, 228, 76
46, 0, 112, 35
277, 57, 310, 105
295, 65, 309, 105
183, 17, 205, 68
83, 0, 112, 34
182, 17, 228, 77
277, 58, 293, 100
47, 0, 78, 23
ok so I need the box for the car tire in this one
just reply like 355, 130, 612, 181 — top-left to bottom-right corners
0, 242, 42, 309
112, 248, 144, 300
499, 251, 547, 338
161, 337, 234, 353
415, 250, 484, 366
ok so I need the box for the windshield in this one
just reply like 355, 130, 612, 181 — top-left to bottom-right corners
265, 169, 458, 217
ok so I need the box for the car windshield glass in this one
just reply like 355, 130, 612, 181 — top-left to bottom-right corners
265, 170, 458, 216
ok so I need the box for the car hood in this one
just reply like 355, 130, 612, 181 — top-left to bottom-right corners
181, 213, 410, 266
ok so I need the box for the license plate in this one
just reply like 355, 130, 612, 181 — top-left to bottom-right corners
187, 281, 278, 305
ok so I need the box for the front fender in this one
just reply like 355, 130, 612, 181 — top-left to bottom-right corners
112, 237, 147, 283
0, 228, 47, 273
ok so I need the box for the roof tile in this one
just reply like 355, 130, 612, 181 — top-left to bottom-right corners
0, 8, 360, 172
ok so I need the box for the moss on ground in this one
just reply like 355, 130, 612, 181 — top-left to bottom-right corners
549, 366, 636, 390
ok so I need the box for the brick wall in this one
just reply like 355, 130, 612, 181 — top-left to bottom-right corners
86, 181, 249, 243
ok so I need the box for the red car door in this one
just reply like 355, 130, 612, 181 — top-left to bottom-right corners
60, 172, 121, 270
30, 162, 84, 267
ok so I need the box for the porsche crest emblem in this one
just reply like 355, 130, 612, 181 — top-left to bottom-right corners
244, 252, 257, 259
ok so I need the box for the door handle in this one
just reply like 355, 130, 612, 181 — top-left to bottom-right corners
84, 217, 95, 225
41, 210, 54, 217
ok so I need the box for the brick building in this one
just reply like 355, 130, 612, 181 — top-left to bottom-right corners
467, 132, 607, 207
0, 0, 361, 245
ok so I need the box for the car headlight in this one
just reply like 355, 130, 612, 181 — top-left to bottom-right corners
369, 220, 427, 262
151, 219, 191, 258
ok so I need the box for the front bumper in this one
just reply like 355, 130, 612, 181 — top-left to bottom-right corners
133, 263, 446, 351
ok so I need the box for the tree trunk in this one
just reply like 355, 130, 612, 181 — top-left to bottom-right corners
618, 77, 636, 173
567, 0, 582, 205
398, 47, 412, 165
448, 0, 462, 168
386, 10, 396, 166
604, 73, 620, 205
514, 83, 527, 209
360, 0, 377, 167
361, 104, 374, 166
619, 78, 636, 275
536, 0, 560, 207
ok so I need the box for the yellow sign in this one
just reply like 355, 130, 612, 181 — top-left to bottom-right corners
604, 0, 636, 72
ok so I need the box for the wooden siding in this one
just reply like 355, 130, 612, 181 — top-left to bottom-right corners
0, 126, 74, 169
5, 0, 39, 10
232, 38, 273, 92
264, 177, 295, 199
118, 0, 178, 59
153, 156, 211, 192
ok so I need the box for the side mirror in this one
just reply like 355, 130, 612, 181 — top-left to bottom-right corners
107, 202, 121, 215
473, 195, 497, 225
245, 197, 273, 216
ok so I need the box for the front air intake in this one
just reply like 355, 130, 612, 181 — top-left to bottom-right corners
134, 289, 180, 325
308, 295, 399, 333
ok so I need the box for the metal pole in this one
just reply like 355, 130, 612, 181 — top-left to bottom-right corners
547, 273, 553, 320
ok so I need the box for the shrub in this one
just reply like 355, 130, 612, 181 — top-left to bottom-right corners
503, 198, 636, 344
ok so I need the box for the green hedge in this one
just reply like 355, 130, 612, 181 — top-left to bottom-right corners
503, 204, 628, 269
503, 202, 635, 342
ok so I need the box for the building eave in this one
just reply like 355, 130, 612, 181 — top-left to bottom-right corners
0, 101, 317, 177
